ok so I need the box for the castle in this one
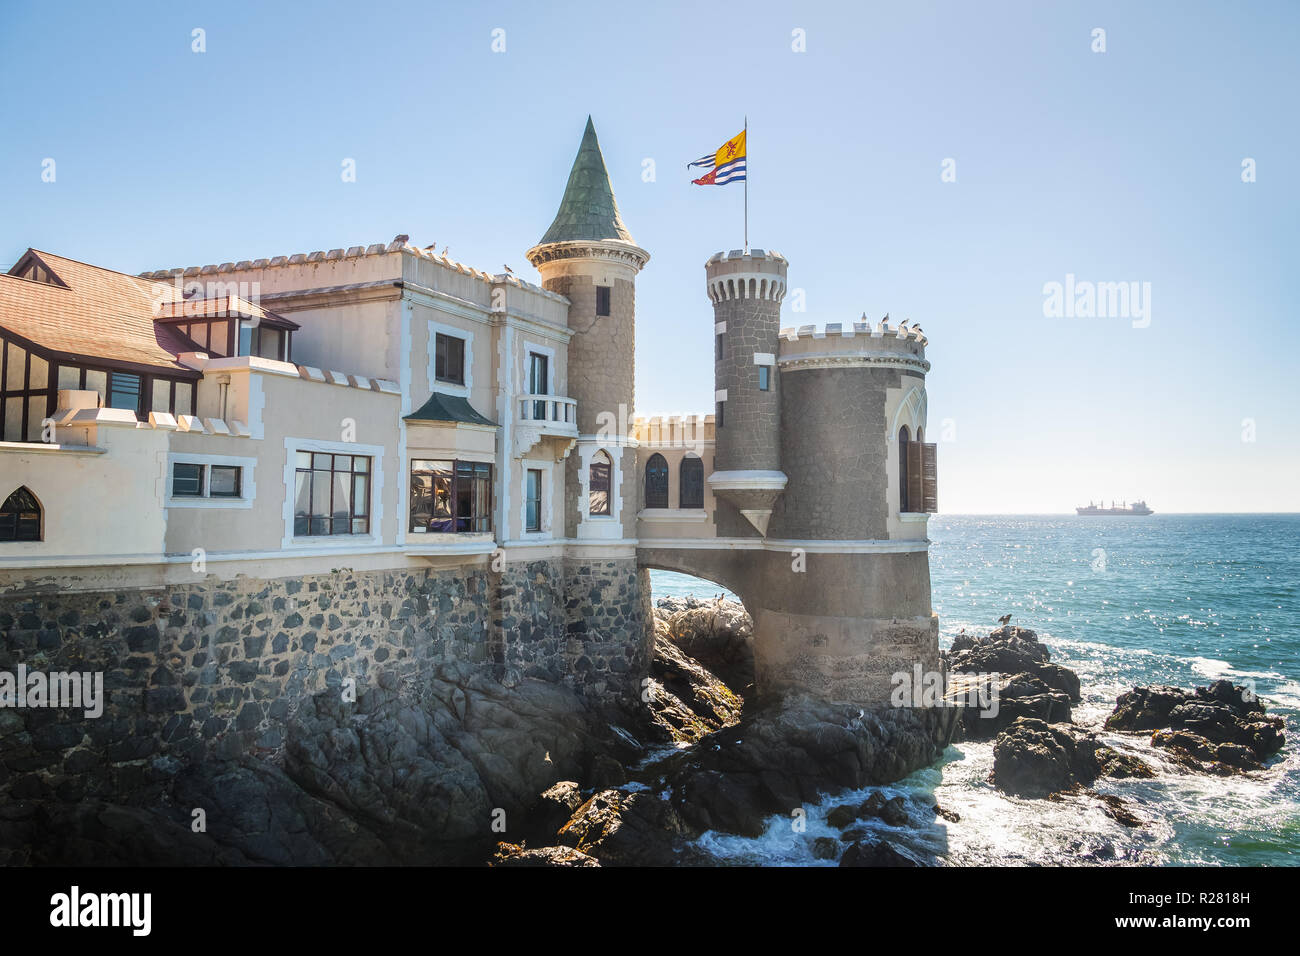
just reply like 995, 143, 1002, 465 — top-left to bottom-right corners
0, 118, 940, 745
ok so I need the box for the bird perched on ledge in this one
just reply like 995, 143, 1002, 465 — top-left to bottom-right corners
998, 614, 1012, 627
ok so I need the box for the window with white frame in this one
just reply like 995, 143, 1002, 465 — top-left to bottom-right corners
168, 455, 256, 505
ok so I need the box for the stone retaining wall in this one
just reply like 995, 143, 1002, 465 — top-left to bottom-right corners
0, 558, 651, 805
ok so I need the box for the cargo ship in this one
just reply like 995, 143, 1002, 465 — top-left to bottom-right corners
1076, 500, 1153, 516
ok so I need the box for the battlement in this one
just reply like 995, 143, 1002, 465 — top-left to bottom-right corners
777, 317, 930, 373
632, 414, 715, 446
140, 235, 568, 304
705, 248, 788, 303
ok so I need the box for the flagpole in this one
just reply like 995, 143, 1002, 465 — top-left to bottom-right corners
743, 115, 749, 254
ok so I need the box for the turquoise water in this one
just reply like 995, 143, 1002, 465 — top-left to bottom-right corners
651, 514, 1300, 866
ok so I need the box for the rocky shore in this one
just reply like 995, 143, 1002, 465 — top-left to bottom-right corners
4, 592, 1286, 867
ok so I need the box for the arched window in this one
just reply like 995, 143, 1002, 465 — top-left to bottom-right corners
680, 455, 704, 509
645, 453, 669, 509
0, 486, 41, 541
589, 451, 612, 516
899, 425, 911, 512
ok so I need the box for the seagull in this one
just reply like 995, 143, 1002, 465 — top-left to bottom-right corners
998, 614, 1012, 627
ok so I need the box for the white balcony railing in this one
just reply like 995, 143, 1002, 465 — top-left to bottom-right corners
517, 394, 577, 431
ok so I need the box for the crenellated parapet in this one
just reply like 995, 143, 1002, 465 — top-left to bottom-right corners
777, 318, 930, 374
632, 414, 715, 446
705, 249, 788, 303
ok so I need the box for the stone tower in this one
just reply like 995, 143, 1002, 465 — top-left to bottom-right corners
706, 250, 788, 536
527, 117, 649, 539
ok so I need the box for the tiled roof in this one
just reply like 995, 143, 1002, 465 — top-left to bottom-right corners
0, 250, 199, 375
404, 391, 497, 427
537, 117, 636, 246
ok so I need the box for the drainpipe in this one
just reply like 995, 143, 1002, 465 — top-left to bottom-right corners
216, 374, 231, 421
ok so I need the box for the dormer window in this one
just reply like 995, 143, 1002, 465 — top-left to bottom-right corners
237, 320, 290, 361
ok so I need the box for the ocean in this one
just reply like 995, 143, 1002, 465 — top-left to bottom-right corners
649, 514, 1300, 866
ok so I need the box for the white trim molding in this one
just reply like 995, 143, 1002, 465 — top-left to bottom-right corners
427, 319, 474, 398
165, 451, 258, 509
281, 437, 386, 549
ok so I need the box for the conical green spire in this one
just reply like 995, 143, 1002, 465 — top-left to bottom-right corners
538, 117, 635, 245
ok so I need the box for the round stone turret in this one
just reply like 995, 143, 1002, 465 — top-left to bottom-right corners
705, 249, 788, 536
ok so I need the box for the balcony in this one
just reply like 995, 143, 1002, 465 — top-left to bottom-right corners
513, 393, 578, 458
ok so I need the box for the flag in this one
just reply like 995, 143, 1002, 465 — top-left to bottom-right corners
689, 130, 746, 185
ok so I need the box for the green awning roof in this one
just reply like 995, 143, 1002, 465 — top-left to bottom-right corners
537, 116, 636, 246
404, 392, 497, 427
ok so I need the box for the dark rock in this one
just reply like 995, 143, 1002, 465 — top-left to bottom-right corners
811, 836, 840, 860
556, 789, 687, 866
1105, 680, 1285, 772
991, 717, 1107, 798
658, 600, 754, 694
839, 839, 928, 867
491, 842, 600, 867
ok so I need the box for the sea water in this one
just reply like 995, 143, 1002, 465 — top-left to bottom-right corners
650, 514, 1300, 866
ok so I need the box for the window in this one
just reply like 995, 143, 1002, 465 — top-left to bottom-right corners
716, 334, 725, 361
0, 486, 41, 541
588, 451, 612, 516
209, 465, 241, 498
172, 463, 204, 497
716, 401, 725, 428
171, 462, 244, 500
409, 459, 492, 533
107, 372, 142, 416
680, 455, 704, 509
529, 352, 549, 420
435, 333, 466, 385
294, 453, 370, 536
899, 425, 911, 512
526, 468, 542, 532
758, 366, 771, 391
237, 322, 291, 361
595, 285, 611, 317
645, 453, 669, 509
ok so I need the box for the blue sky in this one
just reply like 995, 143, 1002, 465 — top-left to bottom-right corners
2, 0, 1296, 512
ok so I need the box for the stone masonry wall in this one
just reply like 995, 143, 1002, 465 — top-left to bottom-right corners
0, 558, 650, 805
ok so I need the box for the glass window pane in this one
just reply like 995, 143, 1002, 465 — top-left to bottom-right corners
334, 455, 353, 473
4, 397, 24, 442
209, 465, 240, 497
352, 517, 368, 534
353, 474, 369, 517
311, 471, 331, 533
333, 472, 351, 519
152, 379, 171, 413
5, 344, 25, 388
107, 372, 141, 413
238, 321, 252, 356
27, 399, 47, 443
296, 451, 312, 469
174, 382, 192, 414
28, 354, 48, 390
84, 369, 107, 403
57, 365, 80, 390
173, 463, 203, 496
194, 324, 209, 349
294, 471, 310, 535
313, 453, 333, 470
353, 455, 369, 473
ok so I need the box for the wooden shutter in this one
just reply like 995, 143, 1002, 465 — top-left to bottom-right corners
906, 441, 924, 512
921, 443, 938, 513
